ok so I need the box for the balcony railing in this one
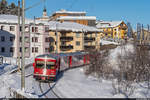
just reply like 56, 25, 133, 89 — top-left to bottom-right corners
60, 45, 73, 51
84, 37, 95, 41
60, 37, 73, 41
84, 45, 96, 49
103, 31, 113, 34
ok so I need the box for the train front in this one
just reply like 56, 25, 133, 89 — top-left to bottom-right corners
33, 55, 57, 82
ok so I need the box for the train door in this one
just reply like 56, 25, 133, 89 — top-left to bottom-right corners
84, 54, 89, 64
69, 56, 72, 68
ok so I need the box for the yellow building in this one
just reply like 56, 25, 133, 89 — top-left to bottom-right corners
49, 9, 96, 26
96, 21, 127, 40
48, 21, 101, 53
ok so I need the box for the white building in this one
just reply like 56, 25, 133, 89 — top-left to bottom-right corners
0, 14, 50, 58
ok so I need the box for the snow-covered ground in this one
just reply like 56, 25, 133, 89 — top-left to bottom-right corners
1, 66, 150, 98
0, 43, 150, 98
100, 39, 118, 45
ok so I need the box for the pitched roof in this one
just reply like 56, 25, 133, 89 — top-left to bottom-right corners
96, 21, 123, 28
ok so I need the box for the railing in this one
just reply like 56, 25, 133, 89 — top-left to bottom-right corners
84, 45, 96, 49
60, 45, 73, 51
60, 37, 73, 41
84, 37, 95, 41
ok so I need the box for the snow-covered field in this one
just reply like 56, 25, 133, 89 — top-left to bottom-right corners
0, 43, 150, 98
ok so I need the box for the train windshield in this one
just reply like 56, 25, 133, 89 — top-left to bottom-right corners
36, 61, 45, 68
46, 61, 55, 69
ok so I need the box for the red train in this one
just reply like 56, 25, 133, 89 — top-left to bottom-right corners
33, 52, 89, 81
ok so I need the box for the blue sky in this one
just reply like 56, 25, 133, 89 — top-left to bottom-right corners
7, 0, 150, 29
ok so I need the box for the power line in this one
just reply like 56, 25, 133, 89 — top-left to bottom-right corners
25, 0, 46, 11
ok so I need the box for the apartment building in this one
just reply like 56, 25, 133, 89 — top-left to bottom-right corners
40, 9, 96, 26
48, 21, 101, 53
96, 21, 127, 40
0, 14, 50, 58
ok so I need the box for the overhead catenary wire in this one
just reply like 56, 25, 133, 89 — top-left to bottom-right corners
25, 0, 46, 11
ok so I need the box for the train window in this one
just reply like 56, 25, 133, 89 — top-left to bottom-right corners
36, 61, 45, 68
46, 61, 55, 69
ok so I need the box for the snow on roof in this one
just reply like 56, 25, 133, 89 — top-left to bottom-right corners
54, 9, 86, 14
48, 21, 101, 32
0, 14, 50, 25
57, 16, 96, 20
96, 21, 123, 28
0, 14, 34, 24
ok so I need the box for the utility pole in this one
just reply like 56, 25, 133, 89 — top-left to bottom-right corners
82, 29, 84, 51
21, 0, 25, 91
34, 16, 36, 58
17, 0, 21, 72
147, 24, 150, 45
56, 22, 58, 53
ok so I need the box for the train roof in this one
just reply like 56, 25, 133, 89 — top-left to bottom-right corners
36, 52, 87, 59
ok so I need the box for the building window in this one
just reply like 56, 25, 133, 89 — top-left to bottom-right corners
32, 27, 38, 32
20, 47, 22, 52
10, 26, 15, 31
45, 27, 49, 32
32, 47, 34, 53
10, 37, 15, 42
35, 47, 38, 52
76, 33, 80, 38
45, 37, 50, 42
76, 41, 80, 46
32, 47, 38, 53
45, 48, 50, 52
1, 26, 4, 30
1, 36, 5, 42
1, 47, 5, 52
20, 26, 22, 31
10, 47, 14, 52
32, 37, 38, 42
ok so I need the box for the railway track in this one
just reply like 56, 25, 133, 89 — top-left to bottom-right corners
39, 82, 49, 98
48, 83, 60, 98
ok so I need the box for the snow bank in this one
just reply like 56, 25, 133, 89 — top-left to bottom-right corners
100, 40, 118, 45
108, 43, 134, 70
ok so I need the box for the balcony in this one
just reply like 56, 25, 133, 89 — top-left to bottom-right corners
84, 45, 96, 49
103, 31, 113, 34
60, 36, 73, 41
84, 37, 95, 41
60, 45, 73, 51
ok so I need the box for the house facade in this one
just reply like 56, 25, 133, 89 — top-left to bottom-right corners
48, 21, 101, 53
49, 9, 96, 26
96, 21, 128, 40
0, 15, 51, 58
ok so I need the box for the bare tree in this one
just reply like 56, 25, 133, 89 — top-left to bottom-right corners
85, 49, 112, 80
